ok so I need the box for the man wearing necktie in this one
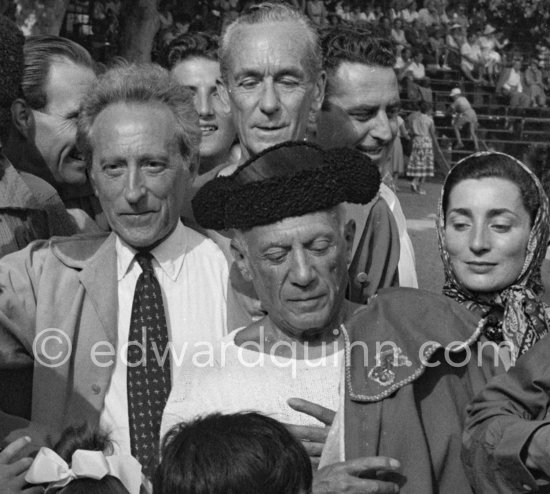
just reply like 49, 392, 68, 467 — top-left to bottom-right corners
0, 64, 230, 478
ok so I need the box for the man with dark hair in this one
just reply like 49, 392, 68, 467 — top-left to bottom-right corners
2, 35, 102, 226
0, 64, 230, 479
165, 32, 237, 177
316, 25, 418, 288
0, 18, 77, 260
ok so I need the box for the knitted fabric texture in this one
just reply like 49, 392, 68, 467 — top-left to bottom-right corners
192, 141, 381, 230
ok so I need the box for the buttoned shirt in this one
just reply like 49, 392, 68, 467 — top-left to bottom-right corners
99, 221, 229, 454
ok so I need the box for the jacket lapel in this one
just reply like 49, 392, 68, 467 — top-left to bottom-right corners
78, 233, 118, 344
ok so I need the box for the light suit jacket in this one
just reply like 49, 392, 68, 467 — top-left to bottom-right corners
0, 232, 123, 445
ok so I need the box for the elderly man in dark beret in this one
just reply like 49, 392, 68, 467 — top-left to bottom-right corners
164, 141, 505, 493
162, 142, 403, 493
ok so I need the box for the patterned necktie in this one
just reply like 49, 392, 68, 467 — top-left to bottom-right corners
127, 251, 171, 478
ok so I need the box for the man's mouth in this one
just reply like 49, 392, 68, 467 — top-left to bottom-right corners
200, 124, 218, 135
68, 148, 85, 161
358, 146, 384, 157
256, 124, 286, 132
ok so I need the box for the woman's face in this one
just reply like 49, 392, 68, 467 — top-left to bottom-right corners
445, 177, 532, 293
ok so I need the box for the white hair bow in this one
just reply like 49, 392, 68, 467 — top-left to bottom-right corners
25, 447, 142, 494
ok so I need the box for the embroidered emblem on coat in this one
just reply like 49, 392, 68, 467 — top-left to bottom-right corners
368, 346, 412, 386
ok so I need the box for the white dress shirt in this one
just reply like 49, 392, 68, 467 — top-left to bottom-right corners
99, 221, 229, 454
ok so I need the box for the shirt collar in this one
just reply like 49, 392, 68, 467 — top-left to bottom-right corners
116, 221, 188, 282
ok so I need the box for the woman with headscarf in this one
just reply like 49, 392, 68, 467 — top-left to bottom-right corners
437, 151, 550, 367
317, 151, 549, 493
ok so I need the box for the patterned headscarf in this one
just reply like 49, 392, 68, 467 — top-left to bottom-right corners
437, 151, 550, 363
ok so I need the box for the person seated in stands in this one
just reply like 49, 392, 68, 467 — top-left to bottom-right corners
401, 50, 433, 104
391, 17, 410, 52
452, 3, 469, 32
418, 0, 442, 28
156, 413, 312, 494
428, 25, 451, 70
460, 30, 484, 83
525, 57, 548, 108
496, 55, 531, 108
165, 32, 238, 178
395, 45, 412, 73
446, 23, 464, 69
25, 424, 142, 494
405, 18, 429, 51
401, 0, 419, 24
477, 25, 502, 85
449, 88, 479, 151
403, 49, 427, 81
378, 15, 392, 37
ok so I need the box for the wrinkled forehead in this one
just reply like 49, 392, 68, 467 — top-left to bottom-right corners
225, 21, 313, 79
240, 209, 344, 247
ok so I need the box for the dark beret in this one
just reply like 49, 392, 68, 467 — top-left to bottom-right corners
192, 141, 381, 230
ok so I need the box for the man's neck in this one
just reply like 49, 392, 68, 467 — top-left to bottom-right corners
235, 300, 362, 359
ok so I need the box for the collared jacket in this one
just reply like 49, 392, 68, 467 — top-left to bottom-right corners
0, 233, 122, 445
464, 332, 550, 493
342, 288, 505, 493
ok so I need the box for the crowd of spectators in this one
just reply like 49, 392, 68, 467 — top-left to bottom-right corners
148, 0, 549, 110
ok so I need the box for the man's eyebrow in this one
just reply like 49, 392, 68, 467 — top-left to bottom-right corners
233, 66, 305, 79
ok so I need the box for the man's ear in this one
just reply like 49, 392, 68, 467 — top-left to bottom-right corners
230, 236, 253, 282
310, 70, 327, 115
216, 77, 232, 115
88, 165, 99, 198
11, 99, 35, 139
344, 219, 356, 265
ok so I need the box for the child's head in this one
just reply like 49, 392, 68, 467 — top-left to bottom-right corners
154, 412, 312, 494
28, 424, 134, 494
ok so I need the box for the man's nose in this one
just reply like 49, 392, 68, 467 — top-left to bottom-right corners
370, 110, 394, 144
124, 167, 147, 204
196, 90, 214, 118
259, 79, 280, 115
289, 250, 316, 287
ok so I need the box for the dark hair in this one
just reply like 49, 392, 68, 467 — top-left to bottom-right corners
0, 16, 24, 143
164, 32, 219, 70
22, 36, 95, 110
320, 25, 395, 100
442, 153, 540, 224
153, 412, 312, 494
49, 424, 129, 494
419, 100, 431, 113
